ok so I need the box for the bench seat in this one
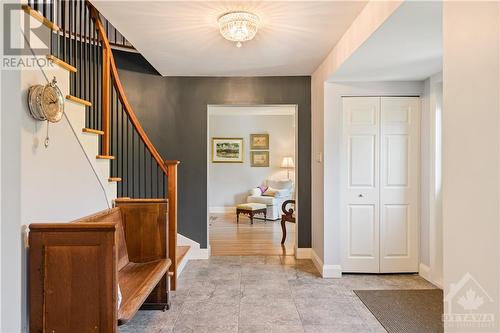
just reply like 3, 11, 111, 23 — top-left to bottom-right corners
118, 259, 172, 325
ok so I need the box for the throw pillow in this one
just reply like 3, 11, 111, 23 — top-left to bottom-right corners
258, 185, 268, 194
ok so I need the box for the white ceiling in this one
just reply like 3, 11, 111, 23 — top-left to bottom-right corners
91, 1, 367, 76
331, 1, 442, 82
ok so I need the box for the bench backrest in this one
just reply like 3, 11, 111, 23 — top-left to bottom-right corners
115, 201, 168, 263
73, 207, 130, 270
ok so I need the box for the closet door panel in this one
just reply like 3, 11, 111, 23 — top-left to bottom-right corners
341, 97, 380, 273
380, 97, 420, 273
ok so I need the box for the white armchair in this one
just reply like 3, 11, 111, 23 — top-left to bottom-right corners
246, 180, 294, 220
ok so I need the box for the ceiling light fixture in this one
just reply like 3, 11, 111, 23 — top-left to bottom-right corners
218, 11, 259, 48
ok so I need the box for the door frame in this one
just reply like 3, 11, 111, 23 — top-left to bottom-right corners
206, 104, 299, 256
427, 73, 443, 288
339, 95, 421, 273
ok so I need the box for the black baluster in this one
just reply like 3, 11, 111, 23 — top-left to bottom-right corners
72, 0, 76, 93
120, 103, 124, 197
83, 2, 87, 102
68, 0, 72, 91
126, 118, 130, 197
78, 0, 82, 98
156, 164, 159, 198
61, 0, 65, 61
93, 23, 97, 130
69, 0, 73, 93
150, 154, 152, 198
163, 174, 166, 198
132, 130, 135, 198
97, 40, 101, 130
143, 143, 146, 197
56, 0, 60, 60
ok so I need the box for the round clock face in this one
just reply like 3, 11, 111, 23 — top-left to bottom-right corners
28, 85, 46, 121
41, 83, 64, 122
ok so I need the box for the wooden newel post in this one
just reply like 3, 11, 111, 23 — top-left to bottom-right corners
101, 47, 111, 156
165, 160, 180, 290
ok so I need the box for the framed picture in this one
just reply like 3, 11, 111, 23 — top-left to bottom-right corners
250, 134, 269, 150
251, 151, 269, 167
212, 138, 244, 163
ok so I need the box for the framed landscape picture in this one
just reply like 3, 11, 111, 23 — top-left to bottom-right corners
251, 151, 269, 167
212, 138, 244, 163
250, 134, 269, 150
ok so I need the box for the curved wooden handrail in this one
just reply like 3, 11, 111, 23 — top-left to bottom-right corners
88, 3, 168, 176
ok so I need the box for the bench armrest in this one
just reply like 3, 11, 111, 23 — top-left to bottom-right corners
29, 222, 118, 333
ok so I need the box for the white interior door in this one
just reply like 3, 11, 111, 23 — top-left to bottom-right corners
341, 96, 420, 273
379, 97, 420, 272
341, 97, 380, 273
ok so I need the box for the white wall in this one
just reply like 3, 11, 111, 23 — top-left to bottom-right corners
1, 27, 111, 333
208, 112, 295, 210
311, 0, 403, 266
443, 2, 500, 330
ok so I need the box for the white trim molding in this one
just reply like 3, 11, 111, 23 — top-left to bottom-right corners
419, 263, 431, 282
176, 234, 210, 278
295, 248, 312, 259
209, 206, 235, 214
419, 263, 443, 288
311, 249, 342, 278
177, 233, 210, 260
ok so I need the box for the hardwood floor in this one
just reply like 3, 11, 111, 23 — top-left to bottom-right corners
209, 213, 295, 256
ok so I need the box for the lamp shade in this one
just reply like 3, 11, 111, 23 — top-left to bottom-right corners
281, 157, 294, 169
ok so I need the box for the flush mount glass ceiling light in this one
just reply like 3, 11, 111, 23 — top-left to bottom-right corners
218, 11, 260, 48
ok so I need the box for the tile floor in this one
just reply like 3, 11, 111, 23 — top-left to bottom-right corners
119, 256, 437, 333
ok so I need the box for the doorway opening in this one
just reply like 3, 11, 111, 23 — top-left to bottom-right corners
207, 105, 298, 256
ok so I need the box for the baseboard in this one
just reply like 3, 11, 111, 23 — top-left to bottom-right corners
419, 263, 431, 282
177, 233, 210, 260
433, 277, 443, 289
197, 247, 210, 259
311, 248, 342, 278
295, 248, 312, 259
209, 206, 235, 214
419, 263, 443, 288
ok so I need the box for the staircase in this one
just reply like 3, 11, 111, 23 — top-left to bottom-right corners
23, 0, 186, 289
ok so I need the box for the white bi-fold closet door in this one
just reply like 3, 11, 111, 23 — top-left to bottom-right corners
341, 96, 420, 273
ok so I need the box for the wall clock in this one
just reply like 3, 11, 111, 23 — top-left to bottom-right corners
28, 77, 64, 123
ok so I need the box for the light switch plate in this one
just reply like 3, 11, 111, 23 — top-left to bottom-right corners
316, 152, 323, 163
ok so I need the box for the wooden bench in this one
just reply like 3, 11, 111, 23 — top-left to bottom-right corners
29, 199, 171, 332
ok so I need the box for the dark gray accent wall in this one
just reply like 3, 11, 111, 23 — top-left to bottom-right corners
114, 50, 311, 249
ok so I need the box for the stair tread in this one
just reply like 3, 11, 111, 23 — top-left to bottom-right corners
66, 95, 92, 107
22, 5, 60, 31
46, 55, 77, 73
82, 128, 104, 135
96, 155, 115, 160
176, 246, 190, 265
